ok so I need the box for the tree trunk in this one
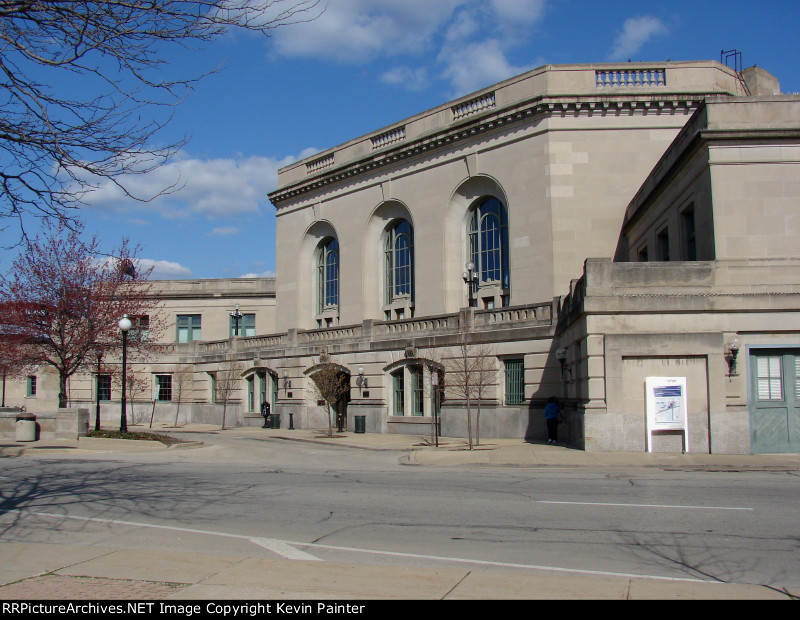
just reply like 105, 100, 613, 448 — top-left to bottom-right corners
58, 372, 68, 409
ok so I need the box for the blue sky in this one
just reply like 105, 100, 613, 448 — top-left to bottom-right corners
20, 0, 800, 280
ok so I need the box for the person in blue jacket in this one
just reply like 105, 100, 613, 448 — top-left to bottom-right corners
544, 396, 561, 445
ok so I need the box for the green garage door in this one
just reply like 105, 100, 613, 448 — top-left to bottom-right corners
749, 350, 800, 453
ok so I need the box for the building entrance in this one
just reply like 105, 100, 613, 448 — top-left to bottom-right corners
749, 349, 800, 453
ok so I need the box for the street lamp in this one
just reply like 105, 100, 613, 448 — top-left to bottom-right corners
462, 261, 477, 308
230, 304, 243, 337
94, 347, 104, 431
119, 314, 132, 433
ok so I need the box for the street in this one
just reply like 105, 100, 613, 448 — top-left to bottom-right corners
2, 432, 799, 593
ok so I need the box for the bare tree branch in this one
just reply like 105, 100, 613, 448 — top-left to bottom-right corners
0, 219, 165, 407
0, 0, 322, 239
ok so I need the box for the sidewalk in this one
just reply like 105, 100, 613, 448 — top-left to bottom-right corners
2, 424, 799, 600
3, 422, 800, 472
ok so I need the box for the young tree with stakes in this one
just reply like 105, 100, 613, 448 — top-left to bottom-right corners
443, 316, 498, 449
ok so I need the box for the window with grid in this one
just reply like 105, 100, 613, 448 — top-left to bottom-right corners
176, 314, 201, 343
97, 374, 112, 401
317, 237, 339, 312
155, 375, 172, 401
392, 369, 404, 416
246, 375, 255, 411
468, 197, 509, 290
756, 356, 783, 401
504, 359, 524, 405
130, 315, 150, 343
26, 375, 37, 397
385, 219, 414, 304
410, 365, 424, 416
230, 313, 255, 337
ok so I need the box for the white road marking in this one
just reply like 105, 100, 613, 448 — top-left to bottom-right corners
536, 500, 753, 511
1, 508, 322, 562
249, 537, 322, 561
3, 508, 720, 584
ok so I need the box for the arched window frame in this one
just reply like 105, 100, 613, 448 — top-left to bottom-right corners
385, 360, 443, 418
467, 197, 510, 308
383, 219, 414, 318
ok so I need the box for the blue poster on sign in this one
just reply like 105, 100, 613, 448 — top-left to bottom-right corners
645, 377, 688, 452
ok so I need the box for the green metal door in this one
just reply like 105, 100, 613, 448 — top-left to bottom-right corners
749, 349, 800, 453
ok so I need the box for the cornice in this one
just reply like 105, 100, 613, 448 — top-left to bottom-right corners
268, 93, 707, 207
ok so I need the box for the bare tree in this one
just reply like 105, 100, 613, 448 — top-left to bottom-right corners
123, 369, 151, 425
443, 318, 497, 449
171, 364, 194, 427
0, 0, 322, 236
0, 220, 164, 408
308, 361, 350, 437
214, 360, 241, 430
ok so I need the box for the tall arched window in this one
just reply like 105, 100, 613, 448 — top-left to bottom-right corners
384, 219, 414, 306
317, 237, 339, 314
468, 197, 509, 307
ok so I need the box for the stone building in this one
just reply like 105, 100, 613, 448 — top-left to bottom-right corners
5, 61, 798, 454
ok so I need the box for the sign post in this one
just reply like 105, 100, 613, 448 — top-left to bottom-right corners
645, 377, 688, 453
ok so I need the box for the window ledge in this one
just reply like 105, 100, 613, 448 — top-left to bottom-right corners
387, 416, 434, 424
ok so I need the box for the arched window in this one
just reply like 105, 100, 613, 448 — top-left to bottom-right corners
384, 219, 414, 305
468, 197, 509, 307
317, 237, 339, 314
388, 362, 443, 417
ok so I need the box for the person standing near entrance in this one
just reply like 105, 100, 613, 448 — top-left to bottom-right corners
544, 397, 561, 445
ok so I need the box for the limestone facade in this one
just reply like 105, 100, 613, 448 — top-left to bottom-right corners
5, 61, 799, 454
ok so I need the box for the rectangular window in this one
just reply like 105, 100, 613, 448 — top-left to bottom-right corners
247, 375, 255, 411
504, 359, 524, 405
756, 356, 783, 401
209, 373, 217, 404
410, 366, 424, 416
26, 375, 37, 397
656, 228, 670, 261
230, 313, 255, 337
681, 207, 697, 261
392, 370, 404, 416
155, 375, 173, 401
176, 314, 201, 343
130, 315, 150, 343
97, 375, 112, 401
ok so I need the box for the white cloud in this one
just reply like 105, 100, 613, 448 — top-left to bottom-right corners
266, 0, 549, 96
239, 270, 276, 278
137, 258, 193, 280
270, 0, 463, 63
609, 16, 669, 61
380, 66, 429, 91
439, 39, 531, 96
209, 227, 240, 236
75, 148, 314, 220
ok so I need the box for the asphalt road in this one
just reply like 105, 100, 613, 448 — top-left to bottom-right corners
2, 432, 799, 591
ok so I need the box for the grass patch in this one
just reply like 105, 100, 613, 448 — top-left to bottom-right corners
86, 429, 186, 445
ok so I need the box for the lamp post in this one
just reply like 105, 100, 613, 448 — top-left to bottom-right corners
119, 314, 132, 433
230, 304, 243, 337
94, 347, 104, 431
462, 261, 477, 308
